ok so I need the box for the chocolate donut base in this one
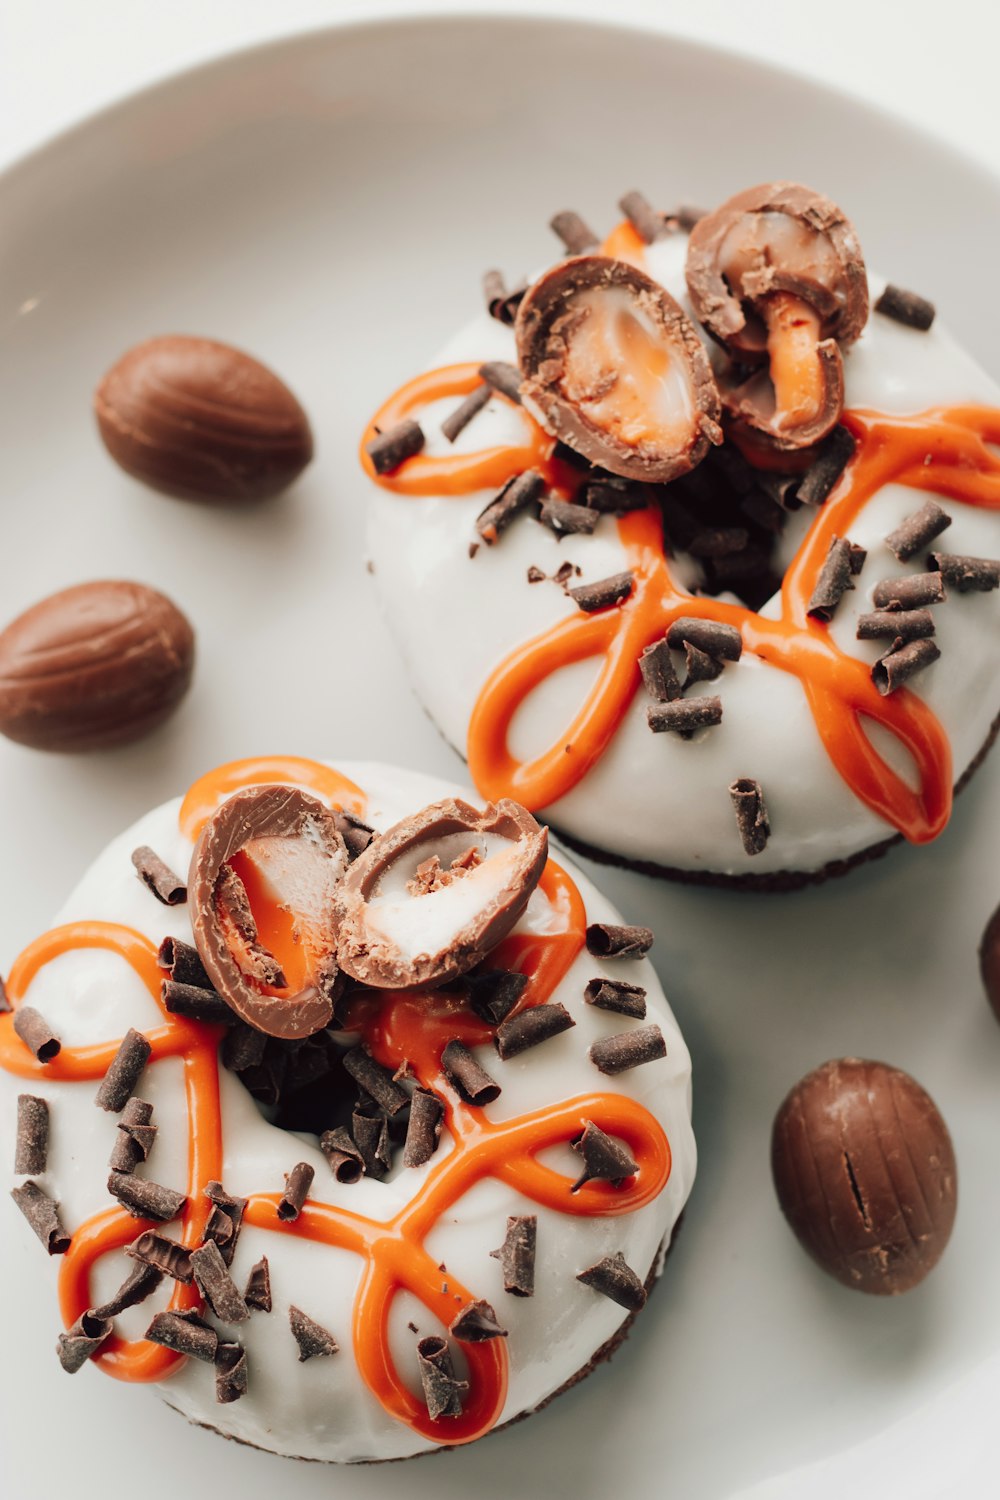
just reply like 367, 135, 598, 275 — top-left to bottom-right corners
551, 706, 1000, 893
163, 1222, 678, 1464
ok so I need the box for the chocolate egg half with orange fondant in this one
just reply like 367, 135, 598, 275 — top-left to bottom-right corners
0, 757, 695, 1462
360, 182, 1000, 888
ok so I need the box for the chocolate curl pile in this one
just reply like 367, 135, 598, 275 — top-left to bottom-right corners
686, 182, 869, 457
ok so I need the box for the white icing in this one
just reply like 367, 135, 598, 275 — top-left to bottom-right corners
0, 761, 695, 1463
365, 234, 1000, 875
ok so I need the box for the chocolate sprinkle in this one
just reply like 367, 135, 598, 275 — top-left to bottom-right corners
483, 269, 526, 326
220, 1020, 268, 1074
619, 190, 667, 244
146, 1308, 218, 1363
10, 1181, 70, 1254
0, 973, 8, 1013
13, 1005, 60, 1062
872, 572, 946, 610
215, 1342, 248, 1403
582, 476, 648, 513
583, 978, 647, 1019
465, 968, 528, 1025
590, 1024, 666, 1076
476, 469, 544, 544
495, 1002, 575, 1060
885, 500, 951, 562
875, 283, 936, 331
872, 638, 941, 695
647, 696, 723, 737
191, 1237, 250, 1324
289, 1304, 339, 1361
343, 1047, 409, 1116
15, 1094, 48, 1174
57, 1311, 113, 1373
95, 1028, 151, 1112
131, 846, 186, 905
683, 643, 723, 687
929, 551, 1000, 593
674, 204, 707, 231
441, 382, 491, 444
449, 1298, 508, 1343
585, 923, 653, 961
807, 535, 863, 621
857, 609, 936, 643
403, 1088, 445, 1169
244, 1256, 272, 1313
568, 571, 635, 613
157, 935, 212, 990
352, 1109, 392, 1180
92, 1260, 163, 1319
365, 418, 425, 475
125, 1231, 193, 1282
687, 526, 749, 559
162, 979, 235, 1026
109, 1096, 156, 1173
320, 1126, 365, 1183
539, 495, 600, 537
490, 1214, 536, 1297
571, 1121, 638, 1191
666, 617, 742, 662
729, 778, 771, 856
550, 209, 600, 255
203, 1181, 247, 1268
277, 1161, 315, 1221
576, 1251, 647, 1311
479, 361, 523, 405
107, 1170, 186, 1222
441, 1040, 502, 1106
796, 425, 857, 506
639, 639, 681, 703
416, 1335, 468, 1418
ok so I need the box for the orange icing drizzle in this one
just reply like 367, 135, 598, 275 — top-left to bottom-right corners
1, 756, 672, 1448
360, 224, 1000, 844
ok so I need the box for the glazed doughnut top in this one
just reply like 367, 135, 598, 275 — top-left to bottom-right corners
360, 186, 1000, 880
0, 757, 695, 1464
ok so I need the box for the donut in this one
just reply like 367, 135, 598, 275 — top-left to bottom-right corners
0, 756, 695, 1463
360, 183, 1000, 888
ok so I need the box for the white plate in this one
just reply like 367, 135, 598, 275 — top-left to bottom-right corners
2, 11, 999, 1499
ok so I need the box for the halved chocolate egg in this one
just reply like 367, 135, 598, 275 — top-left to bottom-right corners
190, 786, 349, 1039
334, 798, 548, 990
515, 255, 722, 484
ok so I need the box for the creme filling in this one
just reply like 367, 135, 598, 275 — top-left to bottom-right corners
224, 822, 343, 993
365, 831, 521, 961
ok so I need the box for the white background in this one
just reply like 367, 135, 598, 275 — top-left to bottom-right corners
2, 0, 999, 178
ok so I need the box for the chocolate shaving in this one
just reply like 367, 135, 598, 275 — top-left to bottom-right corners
95, 1028, 151, 1112
0, 973, 8, 1013
729, 778, 771, 855
584, 978, 647, 1018
807, 535, 863, 620
131, 846, 186, 906
215, 864, 287, 988
476, 469, 544, 544
221, 1021, 268, 1073
107, 1170, 186, 1222
872, 638, 941, 695
465, 968, 528, 1025
277, 1161, 315, 1221
571, 1121, 638, 1191
539, 495, 600, 537
125, 1231, 193, 1282
11, 1181, 70, 1253
550, 210, 599, 255
929, 552, 1000, 593
109, 1096, 156, 1173
872, 572, 945, 610
244, 1256, 272, 1313
442, 1040, 501, 1105
590, 1024, 666, 1075
586, 923, 653, 960
581, 476, 648, 513
647, 695, 723, 737
320, 1126, 365, 1182
146, 1308, 218, 1363
13, 1005, 60, 1062
885, 500, 951, 562
202, 1181, 246, 1268
403, 1088, 445, 1169
619, 190, 667, 244
365, 418, 425, 475
479, 361, 523, 405
191, 1237, 249, 1324
92, 1260, 163, 1319
874, 283, 936, 331
490, 1214, 536, 1297
162, 979, 235, 1025
639, 638, 681, 702
495, 1002, 575, 1060
687, 526, 749, 559
352, 1109, 392, 1180
157, 935, 212, 990
441, 382, 491, 444
683, 643, 723, 687
857, 609, 935, 643
289, 1304, 338, 1360
333, 809, 376, 862
576, 1251, 647, 1311
215, 1341, 248, 1403
417, 1335, 468, 1418
673, 204, 707, 231
449, 1298, 508, 1342
796, 425, 857, 506
15, 1094, 49, 1174
57, 1311, 113, 1373
568, 571, 634, 613
666, 617, 742, 661
343, 1047, 409, 1116
740, 486, 787, 534
483, 269, 527, 326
